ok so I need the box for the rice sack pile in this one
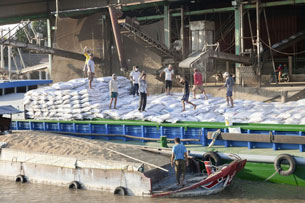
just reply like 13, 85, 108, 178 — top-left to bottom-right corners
24, 77, 305, 124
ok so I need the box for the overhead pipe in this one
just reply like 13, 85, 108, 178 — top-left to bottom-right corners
137, 0, 305, 21
0, 39, 103, 63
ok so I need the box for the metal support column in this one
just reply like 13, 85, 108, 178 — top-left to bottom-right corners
39, 70, 42, 80
0, 29, 4, 69
288, 56, 293, 80
164, 4, 170, 48
240, 4, 244, 55
8, 28, 12, 80
226, 61, 230, 73
47, 19, 52, 78
256, 0, 261, 88
263, 8, 277, 84
180, 6, 185, 59
234, 3, 241, 85
108, 6, 128, 72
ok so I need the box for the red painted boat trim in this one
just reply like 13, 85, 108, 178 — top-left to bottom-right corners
151, 159, 246, 197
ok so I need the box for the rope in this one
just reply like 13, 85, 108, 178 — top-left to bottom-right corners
264, 168, 280, 182
261, 39, 305, 55
228, 153, 242, 160
208, 129, 221, 148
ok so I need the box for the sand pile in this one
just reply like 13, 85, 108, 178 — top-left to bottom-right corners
0, 131, 170, 171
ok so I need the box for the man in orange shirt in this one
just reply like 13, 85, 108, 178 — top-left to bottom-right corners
192, 68, 208, 100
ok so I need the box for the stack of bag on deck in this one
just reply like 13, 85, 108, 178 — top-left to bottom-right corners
23, 77, 131, 120
23, 76, 305, 124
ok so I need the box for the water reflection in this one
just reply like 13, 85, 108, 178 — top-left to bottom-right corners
0, 179, 304, 203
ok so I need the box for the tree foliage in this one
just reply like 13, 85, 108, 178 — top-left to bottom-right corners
15, 20, 47, 43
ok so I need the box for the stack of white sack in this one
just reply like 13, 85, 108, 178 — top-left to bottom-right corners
23, 77, 131, 120
23, 76, 305, 124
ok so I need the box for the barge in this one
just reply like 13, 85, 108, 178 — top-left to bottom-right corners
0, 132, 246, 197
10, 119, 305, 187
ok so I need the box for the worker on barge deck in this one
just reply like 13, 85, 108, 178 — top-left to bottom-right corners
171, 137, 189, 186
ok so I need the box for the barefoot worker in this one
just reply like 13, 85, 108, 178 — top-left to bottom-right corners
218, 72, 234, 108
109, 74, 118, 109
193, 68, 208, 100
177, 75, 196, 111
171, 137, 189, 186
138, 71, 148, 112
160, 64, 174, 95
130, 66, 141, 97
87, 53, 95, 89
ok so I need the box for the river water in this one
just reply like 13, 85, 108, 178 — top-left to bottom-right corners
1, 178, 304, 203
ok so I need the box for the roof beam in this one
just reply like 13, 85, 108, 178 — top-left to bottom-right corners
0, 13, 48, 25
137, 0, 305, 21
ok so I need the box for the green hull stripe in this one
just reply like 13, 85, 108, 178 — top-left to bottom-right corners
238, 162, 305, 186
14, 119, 305, 132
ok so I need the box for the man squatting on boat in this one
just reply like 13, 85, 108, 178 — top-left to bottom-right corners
171, 137, 189, 186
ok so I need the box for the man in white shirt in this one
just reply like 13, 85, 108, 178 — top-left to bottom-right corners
87, 53, 95, 89
129, 66, 141, 97
109, 74, 118, 109
160, 64, 174, 95
138, 71, 148, 112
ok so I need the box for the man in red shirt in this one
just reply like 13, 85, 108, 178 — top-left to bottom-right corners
192, 68, 208, 100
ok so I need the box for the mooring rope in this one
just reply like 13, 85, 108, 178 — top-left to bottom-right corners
208, 129, 221, 148
264, 168, 280, 182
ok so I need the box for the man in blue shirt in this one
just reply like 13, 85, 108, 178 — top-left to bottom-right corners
171, 137, 189, 186
218, 72, 234, 108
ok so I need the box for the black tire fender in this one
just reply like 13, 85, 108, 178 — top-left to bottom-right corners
274, 154, 296, 176
202, 151, 222, 166
68, 181, 82, 189
15, 174, 26, 183
114, 186, 127, 196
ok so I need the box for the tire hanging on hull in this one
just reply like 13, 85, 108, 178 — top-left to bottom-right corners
202, 151, 222, 166
274, 154, 296, 176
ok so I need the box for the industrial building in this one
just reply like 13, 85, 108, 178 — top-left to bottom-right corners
0, 0, 305, 92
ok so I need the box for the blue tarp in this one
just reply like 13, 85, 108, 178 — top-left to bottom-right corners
0, 80, 52, 89
0, 105, 23, 115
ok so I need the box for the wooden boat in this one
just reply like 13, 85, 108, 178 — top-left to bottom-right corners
147, 158, 247, 198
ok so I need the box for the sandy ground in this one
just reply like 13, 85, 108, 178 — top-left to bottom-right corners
0, 93, 25, 119
0, 131, 171, 171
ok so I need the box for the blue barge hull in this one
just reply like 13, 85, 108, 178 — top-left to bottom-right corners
11, 119, 305, 152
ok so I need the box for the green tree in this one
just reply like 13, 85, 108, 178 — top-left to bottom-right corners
15, 20, 47, 43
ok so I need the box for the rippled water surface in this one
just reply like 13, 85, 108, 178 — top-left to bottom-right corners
0, 178, 305, 203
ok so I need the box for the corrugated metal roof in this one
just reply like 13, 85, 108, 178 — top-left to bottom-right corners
0, 105, 23, 115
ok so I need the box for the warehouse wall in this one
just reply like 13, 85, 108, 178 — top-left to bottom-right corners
52, 13, 164, 90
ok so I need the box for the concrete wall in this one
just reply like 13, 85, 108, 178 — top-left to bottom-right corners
52, 13, 108, 82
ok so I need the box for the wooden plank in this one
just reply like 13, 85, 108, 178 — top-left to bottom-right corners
207, 131, 305, 144
53, 131, 199, 142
